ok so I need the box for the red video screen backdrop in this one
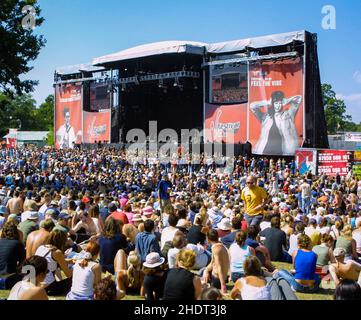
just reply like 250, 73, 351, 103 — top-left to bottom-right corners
82, 110, 111, 143
55, 84, 82, 149
295, 149, 317, 175
90, 82, 111, 111
248, 57, 304, 156
204, 103, 247, 143
317, 150, 352, 176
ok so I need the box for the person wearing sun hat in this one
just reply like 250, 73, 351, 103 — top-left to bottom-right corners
142, 252, 167, 300
216, 217, 232, 238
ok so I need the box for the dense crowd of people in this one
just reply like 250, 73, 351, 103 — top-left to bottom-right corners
0, 146, 361, 300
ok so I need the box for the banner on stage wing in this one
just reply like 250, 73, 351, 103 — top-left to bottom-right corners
55, 84, 82, 149
295, 149, 317, 175
204, 103, 247, 144
248, 57, 304, 156
90, 82, 111, 111
317, 149, 352, 176
345, 132, 361, 142
82, 110, 111, 143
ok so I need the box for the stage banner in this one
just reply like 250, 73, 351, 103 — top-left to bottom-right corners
204, 103, 247, 143
317, 149, 352, 176
345, 132, 361, 142
295, 149, 317, 175
248, 57, 304, 156
55, 84, 82, 149
82, 110, 111, 143
90, 82, 111, 111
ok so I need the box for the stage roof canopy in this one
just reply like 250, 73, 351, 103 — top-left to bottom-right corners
93, 40, 207, 66
206, 30, 305, 55
56, 31, 308, 75
56, 63, 105, 76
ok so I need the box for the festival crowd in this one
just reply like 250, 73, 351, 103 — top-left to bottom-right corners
0, 146, 361, 300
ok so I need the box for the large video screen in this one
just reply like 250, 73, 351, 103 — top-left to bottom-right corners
90, 82, 110, 111
210, 63, 248, 104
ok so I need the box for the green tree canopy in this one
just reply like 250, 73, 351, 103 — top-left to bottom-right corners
0, 92, 54, 139
0, 0, 45, 94
322, 83, 354, 134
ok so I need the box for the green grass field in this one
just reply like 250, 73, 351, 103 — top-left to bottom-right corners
0, 262, 335, 300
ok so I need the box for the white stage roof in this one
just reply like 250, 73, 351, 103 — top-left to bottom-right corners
206, 30, 305, 54
93, 41, 207, 66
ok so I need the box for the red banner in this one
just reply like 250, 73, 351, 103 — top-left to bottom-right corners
249, 57, 304, 155
82, 110, 111, 143
55, 84, 82, 149
317, 149, 352, 176
204, 103, 247, 143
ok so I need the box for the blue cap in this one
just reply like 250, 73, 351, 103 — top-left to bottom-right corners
58, 212, 71, 220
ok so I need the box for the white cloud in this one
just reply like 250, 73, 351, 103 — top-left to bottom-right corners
353, 71, 361, 84
337, 93, 361, 123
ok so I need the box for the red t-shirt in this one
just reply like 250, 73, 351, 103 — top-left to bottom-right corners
107, 210, 129, 225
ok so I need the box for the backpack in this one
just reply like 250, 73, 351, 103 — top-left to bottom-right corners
266, 277, 298, 300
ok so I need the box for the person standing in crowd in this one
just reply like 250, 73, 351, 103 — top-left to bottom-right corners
241, 175, 268, 228
157, 173, 172, 211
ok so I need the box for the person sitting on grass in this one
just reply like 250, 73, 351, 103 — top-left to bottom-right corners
201, 286, 223, 300
142, 252, 168, 300
163, 249, 202, 300
66, 240, 101, 300
229, 230, 256, 283
34, 229, 73, 296
274, 234, 321, 293
26, 219, 55, 259
94, 276, 125, 300
312, 233, 336, 272
202, 229, 230, 294
333, 279, 361, 300
231, 256, 271, 300
0, 220, 26, 289
259, 216, 291, 263
115, 251, 144, 297
7, 256, 48, 300
329, 247, 361, 287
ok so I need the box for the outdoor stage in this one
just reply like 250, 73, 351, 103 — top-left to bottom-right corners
54, 30, 329, 157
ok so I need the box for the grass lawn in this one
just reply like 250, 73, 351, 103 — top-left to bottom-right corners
0, 261, 335, 300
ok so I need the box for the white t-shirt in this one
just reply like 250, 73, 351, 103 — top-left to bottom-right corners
160, 227, 179, 250
300, 182, 311, 198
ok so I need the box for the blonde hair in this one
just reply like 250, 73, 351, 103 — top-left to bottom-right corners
176, 249, 196, 270
341, 224, 352, 240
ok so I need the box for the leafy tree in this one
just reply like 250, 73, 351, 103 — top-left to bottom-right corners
0, 0, 46, 94
0, 92, 54, 138
322, 83, 353, 134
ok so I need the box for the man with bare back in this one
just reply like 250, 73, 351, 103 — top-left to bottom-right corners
203, 229, 230, 294
329, 247, 361, 287
26, 219, 55, 258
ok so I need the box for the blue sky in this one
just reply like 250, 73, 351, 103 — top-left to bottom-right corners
27, 0, 361, 121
